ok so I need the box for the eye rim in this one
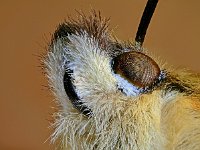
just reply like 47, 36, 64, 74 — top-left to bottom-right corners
63, 70, 92, 116
114, 69, 166, 96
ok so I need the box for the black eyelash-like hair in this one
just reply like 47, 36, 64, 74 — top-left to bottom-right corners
63, 70, 92, 116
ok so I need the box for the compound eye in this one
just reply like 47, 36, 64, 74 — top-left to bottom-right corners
112, 51, 160, 88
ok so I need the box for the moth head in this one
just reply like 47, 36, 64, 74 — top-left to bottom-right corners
46, 10, 169, 118
45, 2, 197, 148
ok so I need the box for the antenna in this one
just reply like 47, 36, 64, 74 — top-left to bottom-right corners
135, 0, 159, 47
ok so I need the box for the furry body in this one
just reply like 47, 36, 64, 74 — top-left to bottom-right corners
45, 12, 200, 149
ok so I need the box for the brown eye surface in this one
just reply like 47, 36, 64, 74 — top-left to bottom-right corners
112, 51, 160, 88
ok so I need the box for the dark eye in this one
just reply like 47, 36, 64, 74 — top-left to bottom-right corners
112, 51, 161, 90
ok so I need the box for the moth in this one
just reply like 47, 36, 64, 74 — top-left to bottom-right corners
44, 0, 200, 149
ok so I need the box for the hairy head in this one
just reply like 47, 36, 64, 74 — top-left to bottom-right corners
43, 10, 200, 149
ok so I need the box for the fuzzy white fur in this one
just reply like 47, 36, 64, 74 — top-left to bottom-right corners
45, 23, 200, 150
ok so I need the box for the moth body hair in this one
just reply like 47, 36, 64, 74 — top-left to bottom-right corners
45, 11, 200, 150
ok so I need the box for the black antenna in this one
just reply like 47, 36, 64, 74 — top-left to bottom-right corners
135, 0, 159, 47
